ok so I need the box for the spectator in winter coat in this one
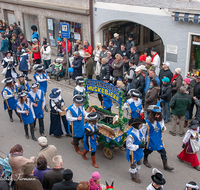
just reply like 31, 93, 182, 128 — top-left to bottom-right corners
111, 54, 124, 85
57, 38, 63, 57
159, 62, 173, 83
11, 33, 20, 54
151, 47, 160, 76
61, 38, 72, 56
171, 68, 183, 96
6, 25, 13, 50
83, 52, 94, 79
144, 79, 160, 117
112, 33, 122, 52
193, 96, 200, 123
13, 22, 22, 36
93, 42, 102, 69
83, 40, 93, 58
0, 35, 8, 55
107, 51, 114, 76
72, 51, 84, 80
118, 44, 129, 58
123, 56, 129, 73
74, 40, 81, 52
169, 86, 192, 137
129, 46, 139, 66
31, 39, 41, 64
100, 58, 110, 81
130, 66, 145, 94
108, 40, 118, 59
182, 78, 194, 127
52, 169, 78, 190
158, 77, 172, 123
125, 33, 135, 54
99, 45, 108, 58
144, 68, 160, 93
19, 33, 28, 48
41, 41, 51, 69
125, 59, 136, 90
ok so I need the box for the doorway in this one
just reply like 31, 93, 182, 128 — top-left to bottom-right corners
4, 10, 15, 25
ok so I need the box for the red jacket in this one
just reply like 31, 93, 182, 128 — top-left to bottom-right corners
83, 44, 93, 58
32, 44, 41, 60
61, 40, 71, 52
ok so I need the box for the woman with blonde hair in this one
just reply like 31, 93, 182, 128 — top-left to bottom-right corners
75, 40, 81, 51
93, 42, 102, 69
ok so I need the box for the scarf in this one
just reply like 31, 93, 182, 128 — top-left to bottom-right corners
171, 74, 180, 84
151, 53, 157, 63
84, 43, 89, 49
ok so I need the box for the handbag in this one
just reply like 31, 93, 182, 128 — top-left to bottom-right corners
190, 134, 200, 153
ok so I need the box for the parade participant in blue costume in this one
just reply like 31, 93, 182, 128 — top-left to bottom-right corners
185, 181, 199, 190
126, 117, 145, 183
28, 83, 46, 137
49, 88, 69, 138
143, 105, 174, 171
66, 95, 88, 154
1, 77, 21, 122
102, 76, 113, 111
73, 76, 85, 96
2, 51, 18, 81
147, 168, 166, 190
19, 48, 31, 81
15, 74, 30, 94
122, 89, 143, 120
16, 91, 37, 141
34, 64, 49, 112
81, 112, 101, 168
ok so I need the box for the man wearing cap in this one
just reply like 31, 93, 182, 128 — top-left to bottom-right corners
130, 66, 145, 94
122, 89, 143, 119
169, 86, 191, 137
41, 41, 51, 69
108, 40, 118, 59
146, 168, 166, 190
52, 169, 78, 190
177, 120, 200, 171
112, 33, 122, 52
37, 136, 57, 169
83, 52, 94, 79
28, 83, 46, 136
66, 95, 88, 154
15, 162, 43, 190
72, 51, 84, 80
143, 56, 153, 72
159, 62, 173, 84
129, 46, 139, 66
143, 105, 174, 171
49, 88, 69, 138
158, 77, 172, 123
151, 48, 160, 76
126, 117, 145, 183
125, 34, 135, 54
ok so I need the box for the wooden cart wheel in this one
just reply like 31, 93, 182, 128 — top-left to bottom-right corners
103, 147, 113, 159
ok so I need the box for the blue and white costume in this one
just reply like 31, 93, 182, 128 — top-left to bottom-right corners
147, 183, 163, 190
122, 98, 143, 119
83, 123, 98, 152
103, 95, 113, 110
34, 72, 48, 94
19, 52, 30, 73
73, 85, 85, 96
2, 57, 18, 81
15, 81, 30, 94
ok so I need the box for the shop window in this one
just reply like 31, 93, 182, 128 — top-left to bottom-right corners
189, 35, 200, 73
23, 13, 39, 42
46, 18, 82, 47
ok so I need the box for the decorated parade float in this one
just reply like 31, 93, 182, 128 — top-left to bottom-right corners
83, 79, 130, 159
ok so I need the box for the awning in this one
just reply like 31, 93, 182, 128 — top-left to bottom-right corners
172, 12, 200, 24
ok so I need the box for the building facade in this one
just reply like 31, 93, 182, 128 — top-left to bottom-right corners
93, 0, 200, 76
0, 0, 91, 55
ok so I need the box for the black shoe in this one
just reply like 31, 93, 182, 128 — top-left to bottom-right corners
25, 134, 29, 139
26, 77, 32, 81
10, 118, 13, 122
44, 106, 48, 112
169, 131, 176, 136
54, 135, 61, 138
194, 166, 200, 171
32, 136, 37, 141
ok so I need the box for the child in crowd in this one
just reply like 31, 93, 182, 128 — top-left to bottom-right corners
88, 172, 102, 190
73, 76, 85, 96
177, 120, 200, 171
82, 112, 101, 168
31, 39, 41, 65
